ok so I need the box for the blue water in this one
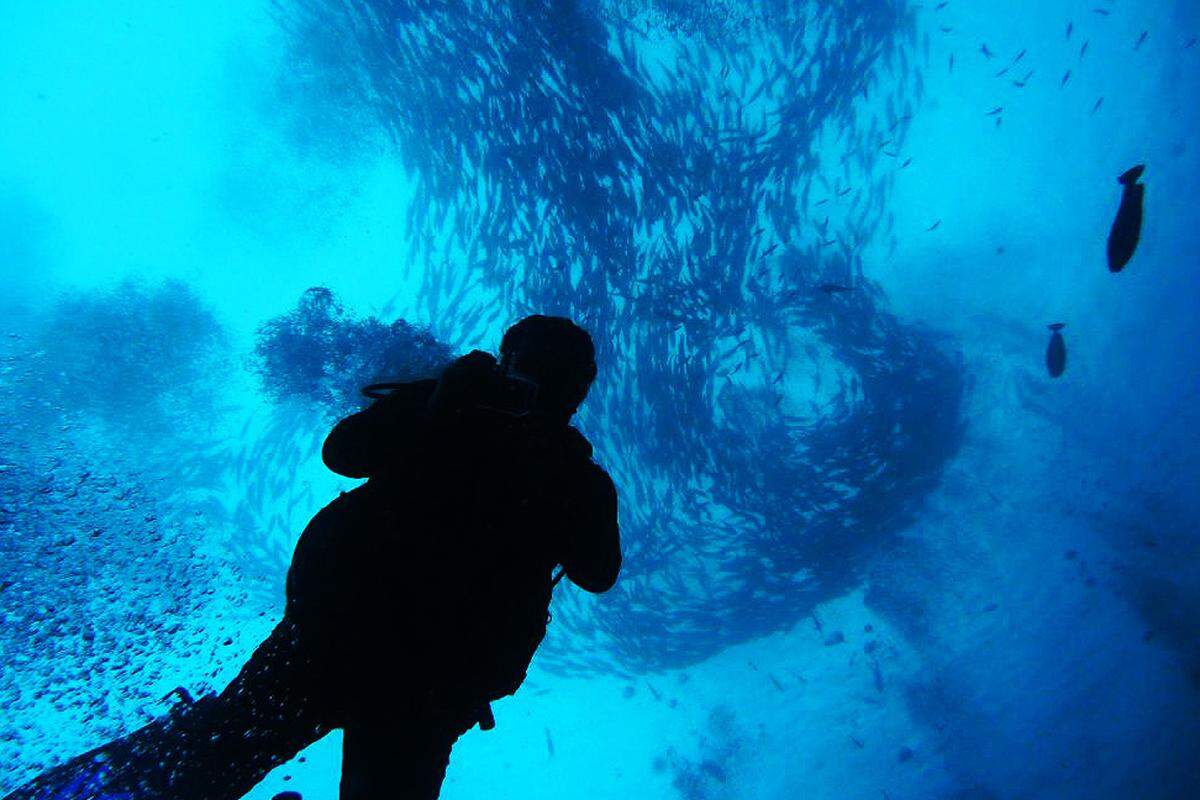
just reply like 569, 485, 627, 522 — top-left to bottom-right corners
2, 1, 1198, 798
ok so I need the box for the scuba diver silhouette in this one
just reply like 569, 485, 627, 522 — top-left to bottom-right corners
3, 314, 621, 800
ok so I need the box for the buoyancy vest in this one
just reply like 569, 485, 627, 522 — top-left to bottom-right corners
286, 412, 588, 725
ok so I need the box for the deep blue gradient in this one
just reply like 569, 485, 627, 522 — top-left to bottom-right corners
2, 1, 1198, 798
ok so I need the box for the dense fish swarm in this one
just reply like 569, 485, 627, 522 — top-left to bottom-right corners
0, 4, 967, 775
276, 0, 964, 674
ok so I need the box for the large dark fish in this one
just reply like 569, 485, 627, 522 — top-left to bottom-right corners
1107, 164, 1145, 273
1046, 323, 1068, 378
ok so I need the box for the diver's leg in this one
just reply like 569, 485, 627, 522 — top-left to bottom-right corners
188, 616, 334, 799
0, 619, 332, 800
339, 698, 475, 800
114, 617, 333, 800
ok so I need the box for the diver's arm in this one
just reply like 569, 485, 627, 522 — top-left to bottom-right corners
560, 464, 621, 593
321, 379, 439, 478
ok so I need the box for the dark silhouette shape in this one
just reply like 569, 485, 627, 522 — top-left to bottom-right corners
3, 315, 621, 800
1108, 164, 1146, 273
1046, 323, 1068, 378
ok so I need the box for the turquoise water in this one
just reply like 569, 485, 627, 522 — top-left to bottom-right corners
2, 0, 1198, 798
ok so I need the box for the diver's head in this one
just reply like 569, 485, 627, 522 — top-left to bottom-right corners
499, 315, 597, 424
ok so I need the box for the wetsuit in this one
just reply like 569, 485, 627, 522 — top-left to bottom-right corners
293, 378, 621, 796
2, 379, 620, 800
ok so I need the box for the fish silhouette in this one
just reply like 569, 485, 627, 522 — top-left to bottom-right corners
1046, 324, 1067, 378
1107, 164, 1145, 273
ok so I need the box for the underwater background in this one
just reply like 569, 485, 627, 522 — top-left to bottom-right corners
2, 0, 1198, 798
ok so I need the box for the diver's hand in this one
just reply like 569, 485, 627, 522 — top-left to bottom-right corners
428, 350, 497, 415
